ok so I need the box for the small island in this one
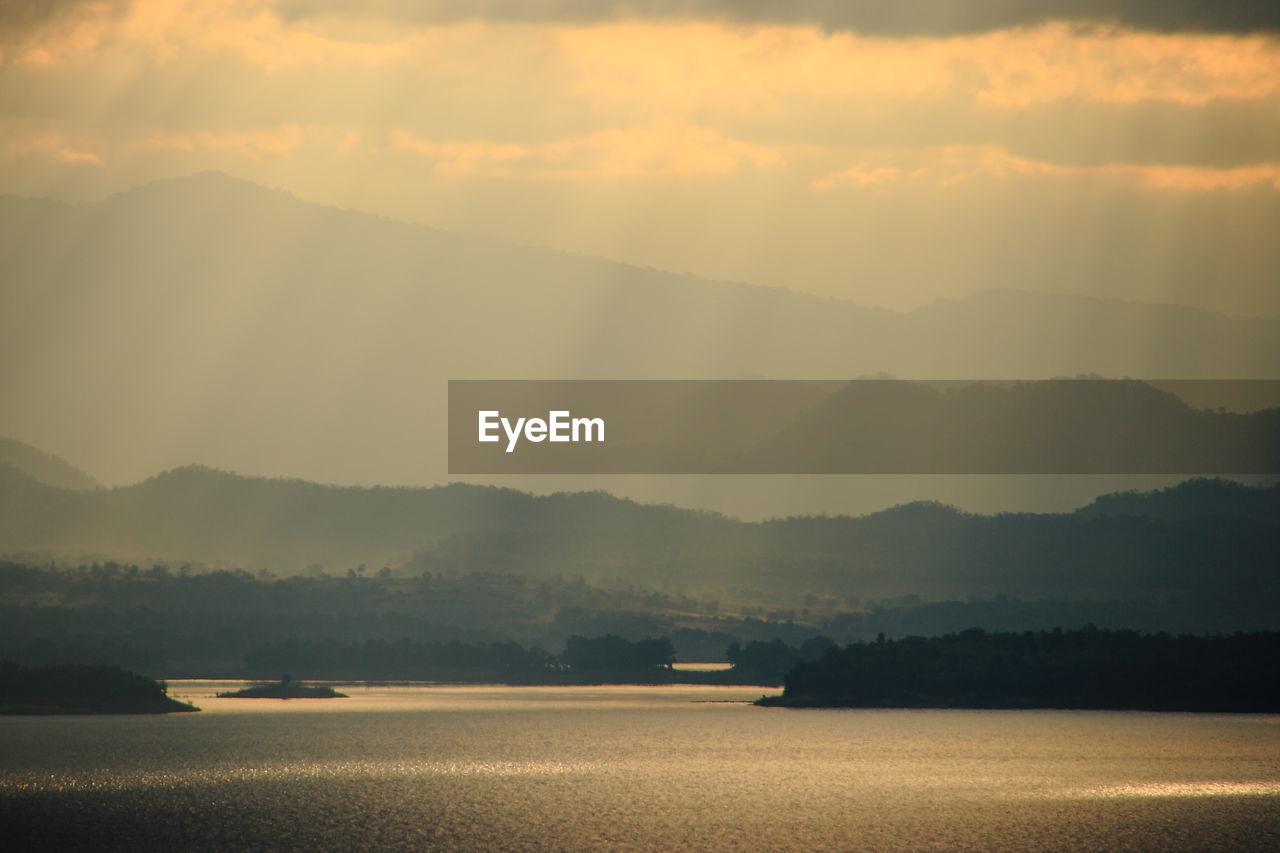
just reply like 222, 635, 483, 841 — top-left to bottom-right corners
217, 674, 347, 699
0, 662, 199, 715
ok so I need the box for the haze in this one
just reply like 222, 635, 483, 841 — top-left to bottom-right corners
4, 0, 1279, 314
1, 1, 1278, 517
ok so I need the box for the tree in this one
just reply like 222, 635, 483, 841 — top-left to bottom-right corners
561, 635, 675, 671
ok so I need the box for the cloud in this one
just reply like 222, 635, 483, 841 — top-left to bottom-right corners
276, 1, 1280, 36
391, 122, 781, 178
553, 22, 1280, 114
0, 2, 1277, 320
139, 125, 305, 158
389, 132, 529, 174
0, 0, 127, 51
812, 145, 1280, 192
0, 0, 114, 37
0, 129, 103, 165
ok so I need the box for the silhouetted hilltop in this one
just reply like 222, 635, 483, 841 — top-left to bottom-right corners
0, 462, 542, 568
1078, 477, 1280, 523
0, 454, 1276, 610
0, 438, 98, 490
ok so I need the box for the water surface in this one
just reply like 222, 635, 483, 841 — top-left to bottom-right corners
2, 682, 1278, 851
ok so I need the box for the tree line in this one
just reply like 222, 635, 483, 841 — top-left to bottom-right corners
761, 627, 1280, 711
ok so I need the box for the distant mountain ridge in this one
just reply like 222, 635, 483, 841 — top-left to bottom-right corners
1, 172, 1277, 490
0, 456, 1275, 617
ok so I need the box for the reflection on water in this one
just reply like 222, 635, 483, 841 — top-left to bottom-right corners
2, 683, 1278, 851
170, 680, 764, 713
670, 662, 735, 672
1062, 782, 1280, 799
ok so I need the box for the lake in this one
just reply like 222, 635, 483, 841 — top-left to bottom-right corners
2, 682, 1278, 851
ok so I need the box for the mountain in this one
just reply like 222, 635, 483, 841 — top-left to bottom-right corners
0, 438, 98, 490
0, 463, 527, 569
1077, 477, 1280, 523
1, 172, 1277, 491
1, 460, 1276, 619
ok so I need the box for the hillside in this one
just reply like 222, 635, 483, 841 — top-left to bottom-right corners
1077, 477, 1280, 523
0, 458, 1275, 610
1, 463, 1275, 676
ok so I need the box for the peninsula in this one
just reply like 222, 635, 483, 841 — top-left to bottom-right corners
0, 662, 199, 715
757, 628, 1280, 712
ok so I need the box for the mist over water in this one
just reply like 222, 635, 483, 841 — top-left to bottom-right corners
3, 684, 1278, 851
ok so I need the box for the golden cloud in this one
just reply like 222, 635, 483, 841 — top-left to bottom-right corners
391, 121, 781, 179
813, 145, 1280, 192
0, 130, 103, 165
557, 22, 1280, 113
139, 124, 305, 158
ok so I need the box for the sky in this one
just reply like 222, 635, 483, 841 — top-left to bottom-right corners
2, 0, 1279, 316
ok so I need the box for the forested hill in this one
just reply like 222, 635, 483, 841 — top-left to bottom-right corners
1076, 476, 1280, 522
0, 461, 1276, 608
760, 628, 1280, 712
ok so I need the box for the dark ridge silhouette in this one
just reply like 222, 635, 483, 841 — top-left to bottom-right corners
0, 464, 1276, 608
1076, 476, 1280, 523
0, 661, 198, 714
759, 628, 1280, 711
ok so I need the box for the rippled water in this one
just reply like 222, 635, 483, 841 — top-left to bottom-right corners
3, 682, 1279, 851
